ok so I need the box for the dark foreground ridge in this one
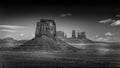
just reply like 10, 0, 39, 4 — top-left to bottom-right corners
20, 19, 80, 51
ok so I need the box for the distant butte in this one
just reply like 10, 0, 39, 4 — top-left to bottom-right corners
66, 30, 94, 43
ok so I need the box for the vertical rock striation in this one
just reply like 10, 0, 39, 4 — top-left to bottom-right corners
35, 19, 56, 38
77, 32, 81, 39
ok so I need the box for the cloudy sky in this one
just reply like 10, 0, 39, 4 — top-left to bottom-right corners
0, 2, 120, 42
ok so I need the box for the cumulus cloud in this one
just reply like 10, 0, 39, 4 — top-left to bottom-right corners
0, 25, 25, 29
96, 37, 113, 42
95, 35, 99, 37
96, 37, 104, 40
99, 18, 120, 26
94, 33, 116, 42
93, 35, 99, 39
0, 29, 16, 32
60, 13, 72, 17
110, 20, 120, 26
105, 32, 114, 36
99, 18, 115, 23
20, 33, 24, 36
96, 37, 108, 41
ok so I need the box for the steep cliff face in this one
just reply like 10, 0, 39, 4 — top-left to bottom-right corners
77, 32, 81, 39
80, 32, 86, 40
72, 30, 76, 39
21, 19, 80, 51
65, 32, 93, 44
35, 19, 56, 38
78, 32, 93, 43
56, 31, 67, 40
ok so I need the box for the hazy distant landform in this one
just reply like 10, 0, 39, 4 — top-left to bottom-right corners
0, 19, 120, 68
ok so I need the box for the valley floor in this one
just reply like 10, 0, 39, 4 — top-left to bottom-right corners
0, 48, 120, 68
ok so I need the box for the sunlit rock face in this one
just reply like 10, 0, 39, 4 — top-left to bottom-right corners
21, 19, 80, 51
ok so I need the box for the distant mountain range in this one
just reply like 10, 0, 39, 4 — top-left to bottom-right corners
0, 37, 28, 48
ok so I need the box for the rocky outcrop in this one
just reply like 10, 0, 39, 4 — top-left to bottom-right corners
78, 32, 93, 43
56, 31, 67, 40
72, 30, 76, 39
20, 19, 80, 51
77, 32, 81, 39
0, 39, 1, 43
35, 19, 56, 38
80, 32, 86, 40
66, 31, 93, 44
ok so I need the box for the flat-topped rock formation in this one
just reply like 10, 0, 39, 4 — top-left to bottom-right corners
72, 30, 76, 39
0, 38, 18, 48
79, 32, 86, 40
77, 32, 81, 39
35, 19, 56, 38
56, 31, 67, 40
66, 31, 93, 43
78, 32, 94, 43
20, 19, 80, 51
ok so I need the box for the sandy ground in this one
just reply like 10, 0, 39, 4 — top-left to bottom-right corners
0, 49, 120, 68
0, 43, 120, 68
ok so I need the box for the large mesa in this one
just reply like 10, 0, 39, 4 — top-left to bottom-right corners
20, 19, 80, 51
35, 19, 56, 38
